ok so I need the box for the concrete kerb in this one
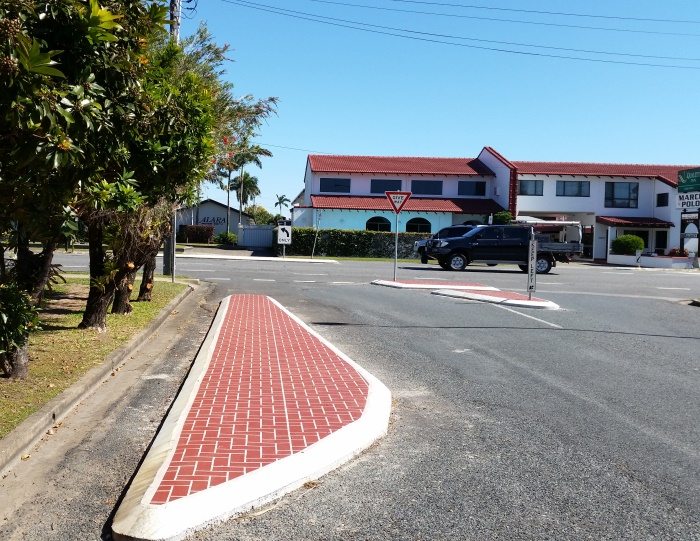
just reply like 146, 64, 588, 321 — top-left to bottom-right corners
432, 289, 560, 310
0, 282, 197, 478
111, 295, 392, 541
371, 279, 499, 291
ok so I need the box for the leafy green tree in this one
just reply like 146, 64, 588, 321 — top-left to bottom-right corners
0, 283, 39, 379
274, 194, 291, 217
245, 204, 274, 225
232, 171, 260, 208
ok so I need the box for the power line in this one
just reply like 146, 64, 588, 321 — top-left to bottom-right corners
388, 0, 700, 25
221, 0, 700, 69
306, 0, 700, 38
258, 142, 332, 153
224, 0, 700, 62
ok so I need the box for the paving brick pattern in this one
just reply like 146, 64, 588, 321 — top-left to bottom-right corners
150, 294, 369, 504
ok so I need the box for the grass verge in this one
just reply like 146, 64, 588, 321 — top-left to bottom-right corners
0, 278, 187, 439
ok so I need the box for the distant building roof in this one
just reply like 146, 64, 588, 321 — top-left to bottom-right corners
308, 155, 493, 176
513, 162, 696, 187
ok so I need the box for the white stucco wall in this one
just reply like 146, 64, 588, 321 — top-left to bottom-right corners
313, 210, 455, 233
477, 148, 512, 211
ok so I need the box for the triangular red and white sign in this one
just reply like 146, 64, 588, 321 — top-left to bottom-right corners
385, 191, 412, 213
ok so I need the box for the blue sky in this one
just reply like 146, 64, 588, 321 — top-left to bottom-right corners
179, 0, 700, 215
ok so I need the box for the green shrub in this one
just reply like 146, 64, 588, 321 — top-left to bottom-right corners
177, 224, 214, 244
611, 234, 645, 255
214, 232, 237, 245
0, 283, 39, 376
492, 211, 514, 224
276, 228, 425, 258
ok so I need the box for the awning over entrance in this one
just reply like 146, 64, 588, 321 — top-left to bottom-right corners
596, 216, 674, 228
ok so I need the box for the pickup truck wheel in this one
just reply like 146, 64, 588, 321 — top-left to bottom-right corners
518, 264, 528, 272
535, 257, 552, 274
448, 253, 468, 271
438, 258, 451, 270
421, 255, 429, 264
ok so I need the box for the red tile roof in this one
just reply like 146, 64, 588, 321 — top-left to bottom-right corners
513, 161, 697, 187
596, 216, 675, 228
311, 195, 503, 214
308, 155, 492, 176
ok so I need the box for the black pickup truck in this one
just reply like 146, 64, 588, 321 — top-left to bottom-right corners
424, 224, 583, 274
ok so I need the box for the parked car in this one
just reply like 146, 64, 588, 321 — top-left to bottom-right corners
424, 224, 583, 273
414, 225, 475, 264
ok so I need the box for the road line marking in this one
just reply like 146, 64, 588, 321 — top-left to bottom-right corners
602, 272, 634, 275
208, 277, 231, 281
492, 304, 563, 328
331, 281, 355, 285
293, 273, 328, 276
657, 287, 691, 290
538, 282, 563, 285
253, 279, 276, 282
294, 280, 316, 283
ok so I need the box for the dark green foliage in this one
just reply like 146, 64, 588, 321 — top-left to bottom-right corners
277, 228, 424, 258
611, 234, 645, 255
178, 225, 214, 244
214, 232, 237, 245
493, 211, 514, 224
0, 283, 39, 376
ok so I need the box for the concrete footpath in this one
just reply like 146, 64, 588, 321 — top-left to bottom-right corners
111, 294, 391, 541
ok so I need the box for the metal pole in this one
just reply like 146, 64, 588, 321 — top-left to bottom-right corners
393, 212, 399, 281
163, 0, 180, 279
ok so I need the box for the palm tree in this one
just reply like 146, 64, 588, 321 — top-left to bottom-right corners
274, 194, 291, 218
232, 172, 260, 208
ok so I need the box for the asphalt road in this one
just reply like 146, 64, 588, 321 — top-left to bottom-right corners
2, 254, 699, 540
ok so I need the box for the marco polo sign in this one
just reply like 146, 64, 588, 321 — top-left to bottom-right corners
677, 167, 700, 208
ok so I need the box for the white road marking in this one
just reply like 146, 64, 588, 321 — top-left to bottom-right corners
293, 273, 328, 276
656, 287, 690, 290
254, 279, 276, 282
453, 349, 471, 353
294, 280, 316, 283
331, 281, 355, 285
208, 277, 231, 281
602, 272, 634, 275
492, 304, 563, 328
537, 282, 563, 285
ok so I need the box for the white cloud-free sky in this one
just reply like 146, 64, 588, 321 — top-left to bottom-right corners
180, 0, 700, 214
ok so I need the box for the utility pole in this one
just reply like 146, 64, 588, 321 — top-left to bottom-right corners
163, 0, 181, 280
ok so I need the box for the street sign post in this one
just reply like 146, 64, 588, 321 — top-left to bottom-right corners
277, 221, 291, 258
527, 236, 537, 299
385, 191, 412, 281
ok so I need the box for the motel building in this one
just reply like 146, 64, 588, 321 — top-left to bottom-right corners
291, 146, 699, 263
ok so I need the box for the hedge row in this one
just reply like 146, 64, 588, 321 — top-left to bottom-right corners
275, 227, 427, 258
177, 224, 214, 244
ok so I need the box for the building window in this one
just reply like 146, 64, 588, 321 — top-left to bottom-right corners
655, 230, 668, 250
458, 181, 486, 196
371, 179, 402, 194
518, 179, 543, 196
411, 180, 443, 195
366, 216, 391, 231
605, 182, 639, 208
320, 178, 350, 193
556, 180, 590, 197
406, 218, 431, 233
622, 229, 648, 247
656, 192, 669, 207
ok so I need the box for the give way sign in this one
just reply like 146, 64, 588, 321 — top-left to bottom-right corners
385, 191, 412, 213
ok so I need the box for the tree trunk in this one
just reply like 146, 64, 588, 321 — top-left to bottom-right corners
112, 269, 137, 314
79, 222, 113, 331
1, 344, 30, 379
137, 253, 156, 301
30, 240, 57, 305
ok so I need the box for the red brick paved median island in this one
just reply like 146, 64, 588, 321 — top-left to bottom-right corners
150, 294, 369, 504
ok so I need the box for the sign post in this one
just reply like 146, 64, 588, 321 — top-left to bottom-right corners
277, 220, 292, 258
527, 230, 537, 299
385, 191, 412, 281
